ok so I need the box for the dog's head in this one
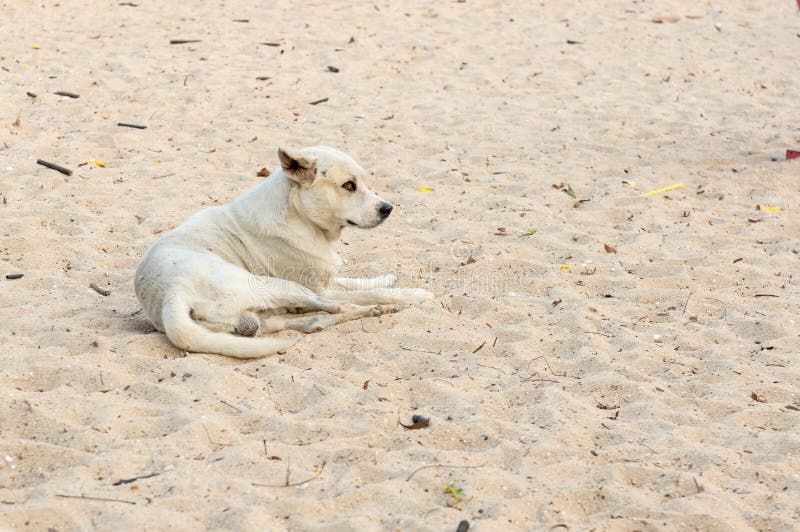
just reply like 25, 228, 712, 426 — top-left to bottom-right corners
278, 146, 393, 232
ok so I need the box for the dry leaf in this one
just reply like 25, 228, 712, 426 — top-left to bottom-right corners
642, 183, 684, 197
652, 16, 681, 23
604, 243, 617, 254
257, 167, 270, 177
400, 418, 430, 430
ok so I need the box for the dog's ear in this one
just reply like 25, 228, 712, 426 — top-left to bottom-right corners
278, 147, 316, 183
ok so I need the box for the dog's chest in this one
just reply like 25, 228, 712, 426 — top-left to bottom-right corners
237, 235, 338, 290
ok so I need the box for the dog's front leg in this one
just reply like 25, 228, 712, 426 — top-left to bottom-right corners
333, 274, 397, 291
260, 305, 400, 333
321, 287, 433, 306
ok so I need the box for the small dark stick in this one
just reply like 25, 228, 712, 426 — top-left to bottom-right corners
309, 97, 329, 105
170, 39, 202, 45
327, 66, 340, 73
117, 122, 147, 129
54, 91, 80, 98
259, 42, 281, 47
112, 472, 160, 485
6, 273, 24, 280
26, 91, 37, 98
56, 494, 136, 505
90, 282, 111, 296
37, 159, 72, 176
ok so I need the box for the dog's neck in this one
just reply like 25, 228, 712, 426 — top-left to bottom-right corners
286, 188, 342, 243
230, 171, 341, 258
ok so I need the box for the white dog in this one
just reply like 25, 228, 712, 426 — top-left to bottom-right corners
134, 146, 432, 358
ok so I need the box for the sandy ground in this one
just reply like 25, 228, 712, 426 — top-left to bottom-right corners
1, 0, 799, 529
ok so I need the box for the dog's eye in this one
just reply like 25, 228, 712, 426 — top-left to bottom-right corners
342, 181, 356, 192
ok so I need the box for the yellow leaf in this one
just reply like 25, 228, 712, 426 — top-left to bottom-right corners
86, 159, 105, 167
560, 264, 570, 271
642, 182, 684, 197
31, 44, 39, 49
761, 206, 780, 212
418, 186, 433, 192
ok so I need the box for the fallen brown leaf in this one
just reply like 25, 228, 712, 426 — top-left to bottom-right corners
400, 418, 430, 430
604, 243, 617, 254
257, 167, 271, 177
597, 403, 618, 410
652, 16, 681, 23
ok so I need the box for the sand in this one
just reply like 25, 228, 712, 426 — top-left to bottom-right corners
1, 0, 799, 529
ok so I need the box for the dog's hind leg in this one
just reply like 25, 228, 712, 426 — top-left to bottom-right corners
333, 274, 397, 290
249, 276, 349, 314
191, 273, 357, 338
260, 305, 399, 334
320, 287, 433, 306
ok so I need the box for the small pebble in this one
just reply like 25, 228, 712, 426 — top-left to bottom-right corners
412, 414, 427, 424
456, 520, 470, 532
6, 273, 23, 280
327, 65, 340, 73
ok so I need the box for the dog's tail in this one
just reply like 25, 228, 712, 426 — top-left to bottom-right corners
161, 297, 295, 359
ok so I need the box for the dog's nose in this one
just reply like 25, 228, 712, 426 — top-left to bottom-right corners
378, 202, 393, 219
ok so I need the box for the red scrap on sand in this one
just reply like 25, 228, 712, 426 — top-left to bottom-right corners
788, 150, 800, 160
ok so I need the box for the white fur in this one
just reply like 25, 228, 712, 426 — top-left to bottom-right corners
134, 146, 432, 358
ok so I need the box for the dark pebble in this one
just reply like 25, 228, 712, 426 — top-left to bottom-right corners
6, 273, 23, 280
456, 520, 470, 532
412, 414, 427, 424
327, 65, 340, 73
